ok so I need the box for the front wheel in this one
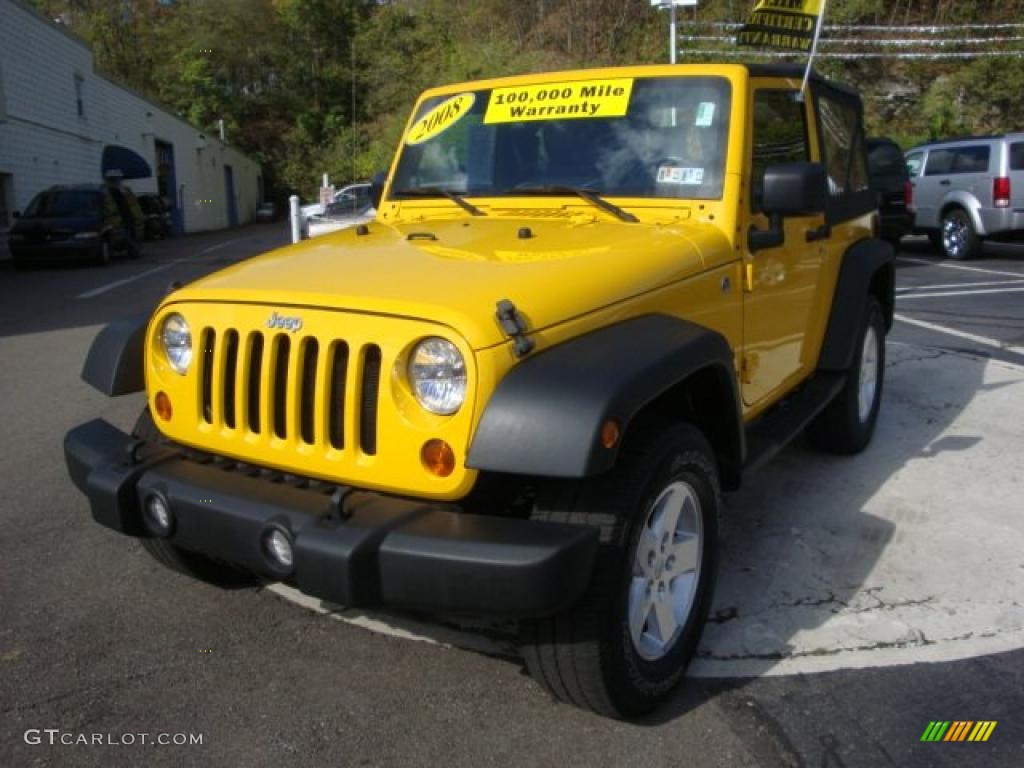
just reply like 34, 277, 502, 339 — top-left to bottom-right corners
807, 297, 885, 454
95, 239, 111, 266
519, 423, 719, 718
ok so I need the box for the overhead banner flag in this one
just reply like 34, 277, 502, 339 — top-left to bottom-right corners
737, 0, 824, 53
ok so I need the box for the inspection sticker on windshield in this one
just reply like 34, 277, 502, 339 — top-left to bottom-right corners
695, 102, 716, 127
657, 165, 704, 185
406, 93, 475, 145
484, 78, 634, 124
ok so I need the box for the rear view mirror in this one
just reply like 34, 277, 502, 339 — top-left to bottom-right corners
370, 171, 387, 209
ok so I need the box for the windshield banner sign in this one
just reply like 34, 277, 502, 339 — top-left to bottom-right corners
484, 78, 634, 124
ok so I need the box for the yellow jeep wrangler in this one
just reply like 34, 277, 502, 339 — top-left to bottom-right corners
65, 63, 893, 718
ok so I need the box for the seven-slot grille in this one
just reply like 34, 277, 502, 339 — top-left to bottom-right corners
197, 327, 381, 455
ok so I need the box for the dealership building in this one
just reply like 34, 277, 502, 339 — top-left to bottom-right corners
0, 0, 263, 255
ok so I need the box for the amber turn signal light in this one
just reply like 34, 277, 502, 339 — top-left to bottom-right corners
154, 391, 173, 421
421, 439, 456, 477
600, 419, 620, 449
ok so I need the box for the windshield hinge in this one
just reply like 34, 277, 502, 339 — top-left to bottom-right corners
496, 299, 535, 358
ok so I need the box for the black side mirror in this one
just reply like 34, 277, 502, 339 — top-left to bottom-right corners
749, 162, 827, 252
762, 162, 827, 217
370, 171, 387, 209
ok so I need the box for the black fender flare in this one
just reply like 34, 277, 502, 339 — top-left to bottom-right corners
466, 314, 743, 479
81, 314, 149, 396
817, 237, 895, 372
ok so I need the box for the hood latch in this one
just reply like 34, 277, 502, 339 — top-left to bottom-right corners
496, 299, 535, 358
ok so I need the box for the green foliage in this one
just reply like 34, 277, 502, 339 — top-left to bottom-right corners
30, 0, 1024, 197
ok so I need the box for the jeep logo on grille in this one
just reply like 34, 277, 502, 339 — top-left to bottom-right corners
266, 312, 303, 333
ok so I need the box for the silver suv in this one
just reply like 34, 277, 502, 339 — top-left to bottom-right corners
905, 134, 1024, 259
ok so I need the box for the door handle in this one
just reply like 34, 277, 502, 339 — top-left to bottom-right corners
939, 180, 951, 186
806, 223, 831, 242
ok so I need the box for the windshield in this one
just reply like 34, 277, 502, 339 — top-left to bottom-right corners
25, 190, 100, 218
391, 76, 731, 202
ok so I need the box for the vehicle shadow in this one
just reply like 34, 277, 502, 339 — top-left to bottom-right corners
643, 337, 1002, 725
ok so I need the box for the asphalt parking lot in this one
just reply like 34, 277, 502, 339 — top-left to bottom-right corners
1, 229, 1022, 767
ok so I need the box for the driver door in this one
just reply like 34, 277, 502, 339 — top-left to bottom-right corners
741, 86, 827, 409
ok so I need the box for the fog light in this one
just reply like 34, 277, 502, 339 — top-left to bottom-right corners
264, 528, 294, 571
144, 494, 174, 536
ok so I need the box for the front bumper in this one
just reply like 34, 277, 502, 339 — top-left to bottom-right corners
64, 420, 598, 619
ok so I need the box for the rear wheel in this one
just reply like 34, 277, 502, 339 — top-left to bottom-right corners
807, 297, 885, 454
133, 409, 255, 586
519, 423, 719, 718
941, 208, 981, 260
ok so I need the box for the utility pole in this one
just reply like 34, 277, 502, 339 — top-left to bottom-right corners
650, 0, 697, 64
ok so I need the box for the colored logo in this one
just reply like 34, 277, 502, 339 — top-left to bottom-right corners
920, 721, 997, 742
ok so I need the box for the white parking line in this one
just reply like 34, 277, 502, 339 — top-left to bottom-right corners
76, 236, 248, 299
894, 312, 1024, 359
897, 286, 1024, 300
897, 279, 1024, 293
897, 256, 1024, 279
76, 262, 179, 299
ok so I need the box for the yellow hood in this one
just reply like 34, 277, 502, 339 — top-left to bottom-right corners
169, 214, 728, 350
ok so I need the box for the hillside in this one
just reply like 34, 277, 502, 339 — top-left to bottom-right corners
31, 0, 1024, 197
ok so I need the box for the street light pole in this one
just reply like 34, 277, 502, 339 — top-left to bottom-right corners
651, 0, 697, 65
669, 3, 677, 64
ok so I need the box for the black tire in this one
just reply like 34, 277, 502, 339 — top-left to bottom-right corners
11, 257, 29, 271
95, 238, 111, 266
519, 423, 720, 718
940, 208, 981, 260
927, 231, 942, 252
133, 409, 256, 587
806, 297, 885, 454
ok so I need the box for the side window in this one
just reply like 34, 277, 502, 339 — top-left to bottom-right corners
1011, 143, 1024, 171
867, 144, 905, 178
817, 95, 868, 197
74, 73, 85, 118
925, 149, 955, 176
905, 152, 924, 177
953, 146, 990, 174
750, 89, 809, 213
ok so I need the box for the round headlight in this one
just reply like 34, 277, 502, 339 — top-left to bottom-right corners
408, 338, 467, 415
160, 313, 192, 375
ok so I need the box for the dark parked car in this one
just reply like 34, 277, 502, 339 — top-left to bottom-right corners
866, 137, 913, 246
8, 184, 143, 268
138, 194, 173, 240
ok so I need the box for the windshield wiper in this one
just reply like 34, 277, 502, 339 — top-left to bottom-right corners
391, 186, 486, 217
512, 185, 638, 223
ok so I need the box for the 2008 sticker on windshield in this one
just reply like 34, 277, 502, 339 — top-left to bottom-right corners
406, 93, 476, 145
484, 78, 634, 124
